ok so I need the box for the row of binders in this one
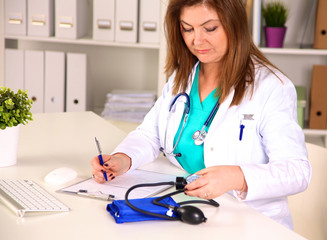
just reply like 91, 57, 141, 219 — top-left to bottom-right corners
4, 49, 88, 113
5, 0, 161, 44
101, 90, 156, 123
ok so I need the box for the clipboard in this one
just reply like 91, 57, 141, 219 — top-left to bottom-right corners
59, 169, 177, 201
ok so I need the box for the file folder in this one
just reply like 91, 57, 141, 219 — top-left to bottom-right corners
55, 0, 89, 39
139, 0, 160, 44
309, 65, 327, 129
66, 53, 87, 112
93, 0, 115, 41
4, 49, 24, 92
24, 50, 44, 113
313, 0, 327, 49
309, 105, 327, 129
27, 0, 54, 37
5, 0, 27, 35
44, 51, 65, 113
115, 0, 138, 43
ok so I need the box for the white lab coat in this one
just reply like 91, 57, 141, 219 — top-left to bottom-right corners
113, 62, 312, 229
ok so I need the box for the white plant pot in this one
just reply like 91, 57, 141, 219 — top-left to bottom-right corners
0, 125, 20, 167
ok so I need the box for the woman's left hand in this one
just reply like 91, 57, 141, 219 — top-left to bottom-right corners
184, 165, 247, 199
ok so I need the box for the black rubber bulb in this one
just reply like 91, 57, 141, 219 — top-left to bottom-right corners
176, 206, 207, 225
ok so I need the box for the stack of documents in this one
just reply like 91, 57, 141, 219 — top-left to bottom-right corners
101, 90, 156, 123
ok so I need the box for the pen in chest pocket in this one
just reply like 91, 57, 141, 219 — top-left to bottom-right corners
239, 114, 254, 141
239, 123, 245, 141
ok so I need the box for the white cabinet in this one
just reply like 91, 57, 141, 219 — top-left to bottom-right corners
252, 0, 327, 146
0, 0, 168, 114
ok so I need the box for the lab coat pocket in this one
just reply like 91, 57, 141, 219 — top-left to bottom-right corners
236, 117, 257, 164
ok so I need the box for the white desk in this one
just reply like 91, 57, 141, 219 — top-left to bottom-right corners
0, 112, 306, 240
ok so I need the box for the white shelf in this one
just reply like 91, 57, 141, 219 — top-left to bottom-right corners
303, 128, 327, 136
304, 129, 327, 148
260, 47, 327, 56
5, 35, 160, 50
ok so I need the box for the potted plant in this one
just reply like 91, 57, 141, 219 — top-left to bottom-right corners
262, 1, 289, 48
0, 87, 33, 167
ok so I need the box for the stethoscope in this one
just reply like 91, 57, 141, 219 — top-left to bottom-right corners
160, 92, 220, 157
192, 100, 220, 145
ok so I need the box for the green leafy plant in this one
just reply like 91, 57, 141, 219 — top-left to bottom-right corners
0, 87, 33, 130
262, 1, 288, 27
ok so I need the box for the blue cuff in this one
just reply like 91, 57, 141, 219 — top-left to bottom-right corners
107, 197, 180, 223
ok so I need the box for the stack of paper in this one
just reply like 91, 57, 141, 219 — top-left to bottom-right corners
101, 90, 156, 123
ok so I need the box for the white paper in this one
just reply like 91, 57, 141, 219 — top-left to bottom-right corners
60, 170, 176, 200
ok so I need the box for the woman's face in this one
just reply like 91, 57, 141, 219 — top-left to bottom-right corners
180, 4, 228, 65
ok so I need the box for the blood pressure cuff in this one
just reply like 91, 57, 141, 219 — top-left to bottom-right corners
107, 197, 180, 223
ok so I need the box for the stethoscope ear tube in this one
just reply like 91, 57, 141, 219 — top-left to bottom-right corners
169, 93, 190, 113
125, 181, 180, 221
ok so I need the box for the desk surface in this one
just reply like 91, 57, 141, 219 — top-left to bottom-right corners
0, 112, 306, 240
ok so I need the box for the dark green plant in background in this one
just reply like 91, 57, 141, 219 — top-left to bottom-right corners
0, 87, 33, 130
262, 1, 288, 27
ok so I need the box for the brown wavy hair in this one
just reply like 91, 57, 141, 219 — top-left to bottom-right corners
164, 0, 275, 106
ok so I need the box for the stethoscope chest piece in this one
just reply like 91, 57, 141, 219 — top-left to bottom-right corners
192, 100, 220, 146
192, 129, 207, 145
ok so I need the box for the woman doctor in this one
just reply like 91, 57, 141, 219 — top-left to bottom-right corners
91, 0, 311, 229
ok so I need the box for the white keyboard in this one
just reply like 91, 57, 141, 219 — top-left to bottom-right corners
0, 179, 70, 217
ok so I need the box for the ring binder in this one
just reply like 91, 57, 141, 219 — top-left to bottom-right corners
309, 65, 327, 129
25, 50, 45, 113
5, 0, 27, 35
28, 0, 54, 37
55, 0, 89, 39
139, 0, 160, 43
44, 51, 65, 113
93, 0, 115, 41
66, 53, 87, 112
115, 0, 138, 43
313, 0, 327, 49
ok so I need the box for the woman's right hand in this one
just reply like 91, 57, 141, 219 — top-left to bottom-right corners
91, 153, 131, 183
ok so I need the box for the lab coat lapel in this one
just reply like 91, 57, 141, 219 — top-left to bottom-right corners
165, 63, 197, 153
209, 88, 235, 130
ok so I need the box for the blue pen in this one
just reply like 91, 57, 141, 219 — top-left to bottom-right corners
95, 137, 108, 181
239, 124, 245, 141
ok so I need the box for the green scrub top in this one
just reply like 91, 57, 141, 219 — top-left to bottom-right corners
173, 64, 219, 174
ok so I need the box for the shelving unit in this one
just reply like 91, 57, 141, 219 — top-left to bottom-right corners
0, 0, 326, 146
0, 0, 169, 114
252, 0, 327, 147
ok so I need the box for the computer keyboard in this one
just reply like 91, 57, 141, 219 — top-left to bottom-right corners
0, 179, 70, 217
